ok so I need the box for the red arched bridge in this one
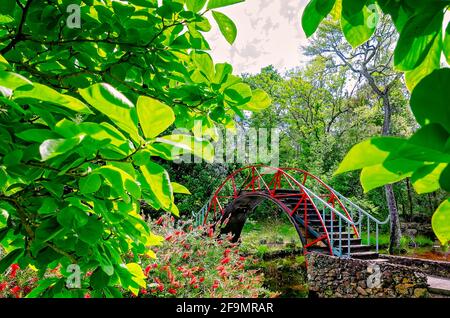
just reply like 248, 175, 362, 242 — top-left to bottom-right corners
194, 165, 389, 260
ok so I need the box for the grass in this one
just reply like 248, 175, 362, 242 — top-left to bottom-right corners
361, 233, 434, 249
240, 219, 302, 255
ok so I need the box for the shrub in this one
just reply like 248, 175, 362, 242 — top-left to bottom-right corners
134, 215, 270, 298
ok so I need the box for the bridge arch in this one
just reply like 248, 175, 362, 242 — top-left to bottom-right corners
197, 165, 383, 259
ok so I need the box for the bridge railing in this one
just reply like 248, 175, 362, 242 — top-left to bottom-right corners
329, 189, 390, 251
300, 185, 356, 257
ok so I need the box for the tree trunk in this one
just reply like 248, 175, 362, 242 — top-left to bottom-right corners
386, 184, 402, 254
406, 178, 414, 221
381, 95, 402, 254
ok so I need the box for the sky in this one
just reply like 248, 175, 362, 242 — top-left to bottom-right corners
204, 0, 310, 75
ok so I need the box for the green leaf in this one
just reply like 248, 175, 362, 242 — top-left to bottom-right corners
192, 51, 214, 81
302, 0, 336, 37
154, 134, 215, 162
79, 173, 102, 194
187, 0, 207, 12
241, 89, 272, 111
0, 70, 32, 90
341, 1, 377, 48
393, 123, 450, 163
439, 164, 450, 192
136, 96, 175, 139
412, 163, 448, 194
360, 159, 423, 192
79, 83, 140, 142
171, 182, 191, 194
224, 82, 252, 105
16, 129, 61, 143
14, 83, 93, 114
432, 199, 450, 245
410, 69, 450, 133
57, 206, 89, 229
212, 11, 237, 45
444, 22, 450, 65
207, 0, 244, 10
3, 149, 23, 166
96, 165, 140, 201
335, 137, 406, 175
125, 262, 146, 295
0, 54, 10, 70
77, 218, 103, 245
132, 149, 151, 166
405, 30, 442, 91
140, 161, 173, 210
213, 63, 233, 84
394, 6, 444, 71
38, 198, 59, 215
39, 136, 84, 161
0, 248, 23, 274
25, 278, 58, 298
35, 218, 64, 242
90, 267, 111, 289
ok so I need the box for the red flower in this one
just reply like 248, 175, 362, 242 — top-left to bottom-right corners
152, 263, 158, 269
212, 280, 220, 289
181, 252, 189, 259
165, 235, 173, 241
9, 264, 20, 279
189, 277, 197, 285
140, 289, 148, 295
157, 284, 164, 292
23, 286, 32, 295
168, 288, 177, 295
220, 257, 230, 265
144, 265, 152, 277
216, 265, 224, 271
0, 282, 8, 292
223, 249, 231, 257
155, 217, 163, 225
199, 277, 205, 283
84, 293, 91, 298
239, 256, 246, 261
177, 266, 184, 271
10, 286, 20, 297
193, 284, 199, 289
86, 271, 93, 277
208, 228, 214, 238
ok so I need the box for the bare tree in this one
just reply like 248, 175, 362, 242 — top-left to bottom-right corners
305, 16, 404, 253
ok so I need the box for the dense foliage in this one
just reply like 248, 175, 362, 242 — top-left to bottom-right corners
0, 0, 270, 297
0, 216, 268, 298
302, 0, 450, 246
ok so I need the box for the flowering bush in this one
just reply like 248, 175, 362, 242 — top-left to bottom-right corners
0, 216, 269, 298
132, 215, 269, 298
0, 263, 37, 298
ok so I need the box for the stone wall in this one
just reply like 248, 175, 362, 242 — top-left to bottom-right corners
381, 254, 450, 279
306, 253, 429, 298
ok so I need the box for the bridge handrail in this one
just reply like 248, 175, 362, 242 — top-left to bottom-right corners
300, 185, 355, 226
329, 189, 390, 225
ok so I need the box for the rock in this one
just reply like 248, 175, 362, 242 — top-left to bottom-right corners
356, 286, 368, 296
395, 283, 415, 295
402, 278, 411, 284
358, 280, 367, 289
413, 288, 428, 298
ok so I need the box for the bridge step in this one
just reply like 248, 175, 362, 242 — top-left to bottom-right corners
349, 251, 379, 260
